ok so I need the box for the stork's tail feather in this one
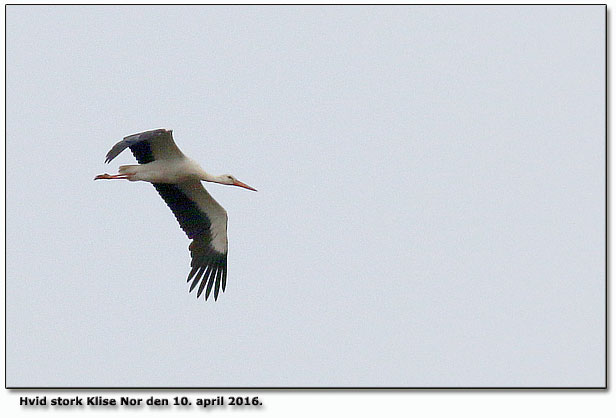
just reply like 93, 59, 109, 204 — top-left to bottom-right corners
119, 164, 140, 174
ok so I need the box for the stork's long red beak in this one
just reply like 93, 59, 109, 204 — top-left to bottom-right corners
233, 180, 257, 191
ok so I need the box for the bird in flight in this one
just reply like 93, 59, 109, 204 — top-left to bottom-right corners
95, 128, 256, 301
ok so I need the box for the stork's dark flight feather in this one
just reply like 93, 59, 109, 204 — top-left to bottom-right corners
105, 129, 184, 164
154, 183, 228, 301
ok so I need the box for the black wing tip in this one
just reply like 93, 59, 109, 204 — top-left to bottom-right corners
186, 255, 227, 302
103, 140, 127, 164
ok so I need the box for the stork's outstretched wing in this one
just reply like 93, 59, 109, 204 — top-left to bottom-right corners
153, 180, 229, 301
105, 128, 185, 164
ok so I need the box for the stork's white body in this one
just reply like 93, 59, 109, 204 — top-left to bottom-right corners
119, 158, 205, 183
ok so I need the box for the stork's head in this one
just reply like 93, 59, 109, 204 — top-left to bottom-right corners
219, 174, 258, 191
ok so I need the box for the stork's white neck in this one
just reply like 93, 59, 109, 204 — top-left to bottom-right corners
199, 171, 227, 185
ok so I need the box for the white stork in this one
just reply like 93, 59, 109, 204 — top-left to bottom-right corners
95, 128, 256, 301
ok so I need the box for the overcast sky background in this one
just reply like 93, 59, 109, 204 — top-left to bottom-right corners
6, 5, 605, 387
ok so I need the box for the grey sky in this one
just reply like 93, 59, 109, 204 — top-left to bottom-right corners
6, 5, 605, 387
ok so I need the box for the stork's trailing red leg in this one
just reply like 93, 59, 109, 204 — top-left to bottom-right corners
94, 173, 135, 180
